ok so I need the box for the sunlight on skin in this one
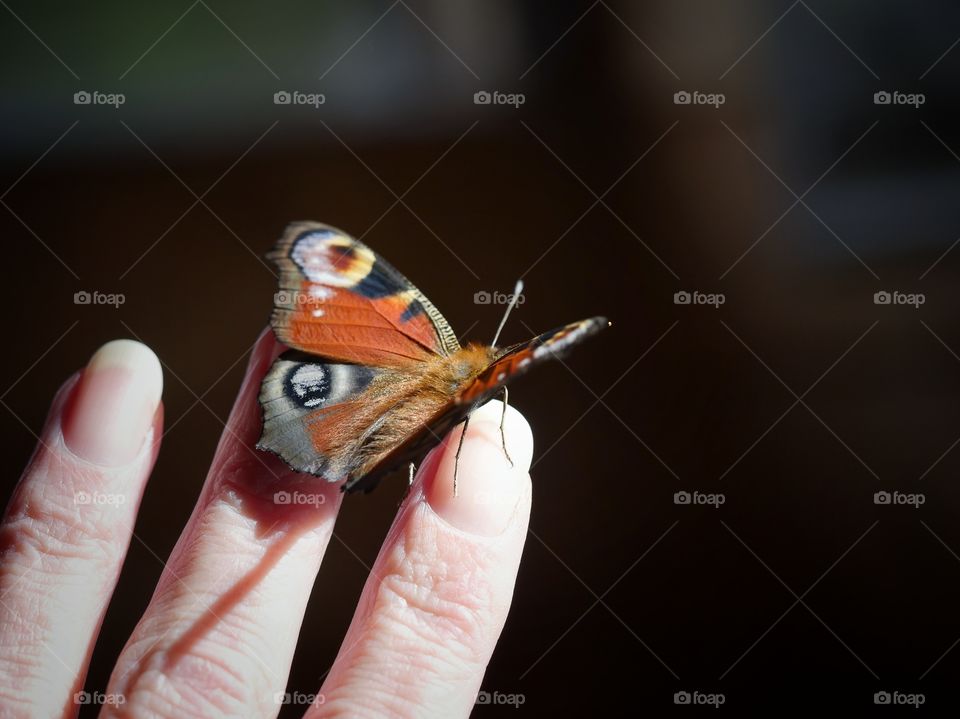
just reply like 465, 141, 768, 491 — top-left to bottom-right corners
0, 331, 533, 719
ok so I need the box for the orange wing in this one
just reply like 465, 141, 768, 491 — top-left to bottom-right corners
268, 222, 460, 366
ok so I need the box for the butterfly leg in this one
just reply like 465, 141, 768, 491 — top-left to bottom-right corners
453, 415, 470, 498
398, 462, 416, 506
499, 387, 514, 468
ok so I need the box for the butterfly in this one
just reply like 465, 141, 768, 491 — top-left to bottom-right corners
256, 222, 608, 493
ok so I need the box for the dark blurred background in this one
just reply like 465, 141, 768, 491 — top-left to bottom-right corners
3, 0, 960, 715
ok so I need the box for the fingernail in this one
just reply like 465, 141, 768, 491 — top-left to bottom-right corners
63, 340, 163, 466
427, 402, 532, 537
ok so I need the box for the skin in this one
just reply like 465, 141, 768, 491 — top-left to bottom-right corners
0, 330, 533, 718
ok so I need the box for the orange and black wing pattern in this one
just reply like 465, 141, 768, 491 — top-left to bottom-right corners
268, 222, 460, 367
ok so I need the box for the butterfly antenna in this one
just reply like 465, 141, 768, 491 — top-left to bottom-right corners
491, 279, 524, 347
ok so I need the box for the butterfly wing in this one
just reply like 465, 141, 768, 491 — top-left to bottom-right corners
258, 350, 454, 484
343, 317, 608, 493
257, 351, 384, 478
268, 222, 460, 366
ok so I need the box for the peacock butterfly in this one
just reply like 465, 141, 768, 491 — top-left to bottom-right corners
256, 222, 607, 493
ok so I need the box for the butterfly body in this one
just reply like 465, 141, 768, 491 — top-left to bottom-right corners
304, 344, 497, 477
257, 222, 606, 492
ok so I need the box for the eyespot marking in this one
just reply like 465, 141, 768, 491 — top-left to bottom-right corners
285, 364, 329, 408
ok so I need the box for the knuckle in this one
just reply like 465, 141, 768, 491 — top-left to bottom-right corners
0, 493, 122, 569
1, 456, 131, 569
379, 571, 488, 654
321, 689, 422, 719
373, 524, 497, 664
111, 637, 276, 718
0, 672, 49, 717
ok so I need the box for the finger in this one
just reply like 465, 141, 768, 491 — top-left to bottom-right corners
0, 340, 163, 716
312, 399, 533, 718
104, 330, 343, 718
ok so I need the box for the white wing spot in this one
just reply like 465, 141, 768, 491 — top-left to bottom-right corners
291, 232, 355, 287
309, 286, 335, 300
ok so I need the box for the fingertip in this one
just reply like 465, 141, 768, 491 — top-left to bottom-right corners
62, 339, 164, 466
425, 400, 533, 537
91, 339, 164, 394
469, 399, 534, 472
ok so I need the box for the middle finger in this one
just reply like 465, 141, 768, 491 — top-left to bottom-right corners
104, 331, 341, 718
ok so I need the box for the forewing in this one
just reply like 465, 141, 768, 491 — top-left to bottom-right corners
268, 222, 460, 366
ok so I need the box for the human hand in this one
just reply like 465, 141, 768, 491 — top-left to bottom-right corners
0, 330, 533, 717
